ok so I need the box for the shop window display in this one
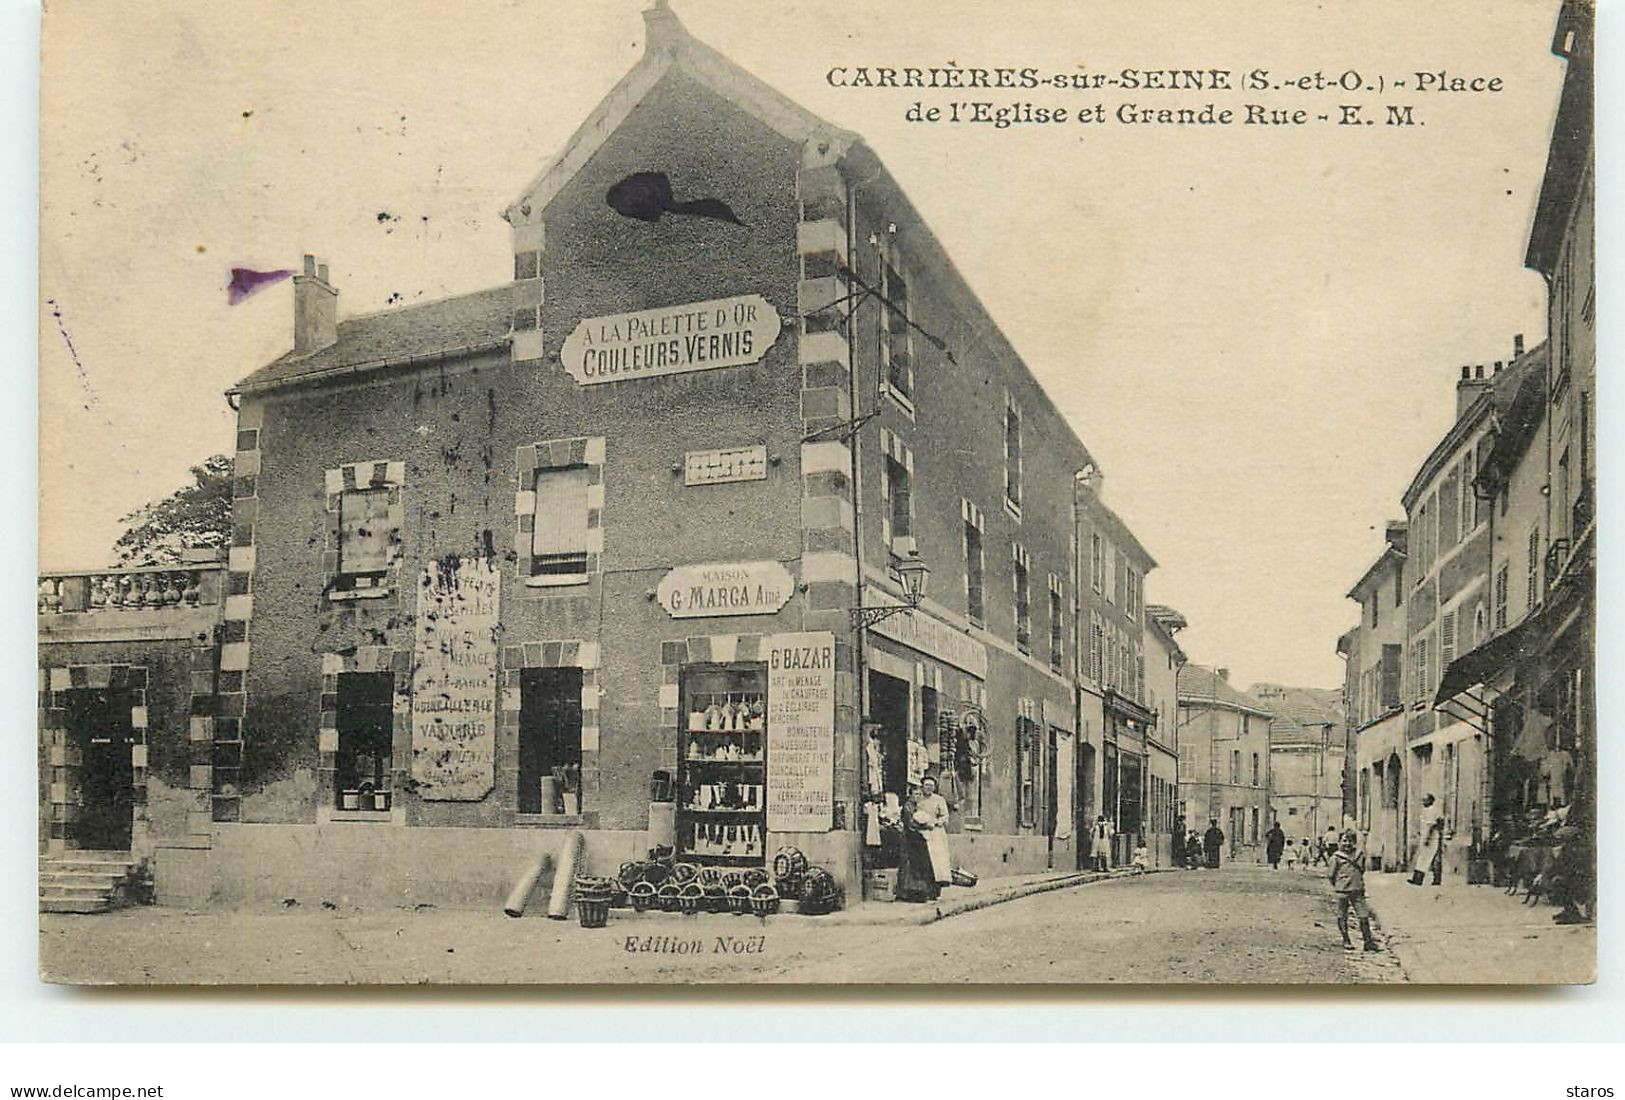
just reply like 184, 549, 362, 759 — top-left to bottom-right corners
679, 663, 768, 864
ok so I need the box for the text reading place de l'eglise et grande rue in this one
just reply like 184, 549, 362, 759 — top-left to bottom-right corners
823, 64, 1505, 129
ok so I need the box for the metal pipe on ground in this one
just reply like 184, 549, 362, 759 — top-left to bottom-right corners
503, 850, 555, 918
547, 830, 585, 920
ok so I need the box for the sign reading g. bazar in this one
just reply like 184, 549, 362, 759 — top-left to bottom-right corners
562, 294, 781, 385
657, 560, 795, 619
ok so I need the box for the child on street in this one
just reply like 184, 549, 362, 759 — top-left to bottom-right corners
1284, 839, 1299, 871
1328, 829, 1380, 952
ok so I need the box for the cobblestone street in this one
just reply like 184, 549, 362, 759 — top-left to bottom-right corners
42, 865, 1411, 986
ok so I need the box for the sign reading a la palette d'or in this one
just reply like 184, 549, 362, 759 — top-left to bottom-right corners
765, 631, 836, 833
411, 555, 500, 801
657, 560, 793, 619
562, 294, 782, 385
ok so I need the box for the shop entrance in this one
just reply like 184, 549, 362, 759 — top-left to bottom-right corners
1075, 742, 1095, 869
867, 671, 911, 869
64, 688, 135, 852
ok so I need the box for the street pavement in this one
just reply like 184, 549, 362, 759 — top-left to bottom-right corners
1364, 871, 1595, 985
40, 863, 1407, 985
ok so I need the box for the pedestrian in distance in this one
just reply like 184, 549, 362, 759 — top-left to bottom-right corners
1090, 814, 1112, 872
1185, 830, 1204, 869
1328, 829, 1381, 952
1265, 819, 1287, 870
1131, 838, 1149, 875
1283, 837, 1299, 871
1171, 815, 1187, 869
1298, 837, 1313, 870
1203, 819, 1224, 868
1408, 793, 1446, 887
1320, 825, 1340, 865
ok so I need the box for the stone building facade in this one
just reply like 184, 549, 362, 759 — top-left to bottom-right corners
1176, 664, 1272, 862
85, 4, 1161, 908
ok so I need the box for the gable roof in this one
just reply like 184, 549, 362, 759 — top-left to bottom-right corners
504, 3, 857, 224
1248, 684, 1343, 745
1178, 664, 1272, 717
230, 285, 512, 395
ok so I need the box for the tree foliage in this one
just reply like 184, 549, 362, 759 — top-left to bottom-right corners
114, 454, 234, 565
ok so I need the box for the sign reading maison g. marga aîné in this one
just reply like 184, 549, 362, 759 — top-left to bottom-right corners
562, 294, 781, 385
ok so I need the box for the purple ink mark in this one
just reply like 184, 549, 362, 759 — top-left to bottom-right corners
46, 297, 106, 416
228, 267, 294, 304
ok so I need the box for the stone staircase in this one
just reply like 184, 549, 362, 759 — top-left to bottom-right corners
39, 851, 150, 914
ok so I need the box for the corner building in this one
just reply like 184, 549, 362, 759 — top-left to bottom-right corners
173, 5, 1124, 906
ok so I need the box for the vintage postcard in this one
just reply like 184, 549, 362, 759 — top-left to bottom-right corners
37, 0, 1594, 985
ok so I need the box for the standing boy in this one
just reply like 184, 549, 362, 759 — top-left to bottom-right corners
1328, 829, 1381, 952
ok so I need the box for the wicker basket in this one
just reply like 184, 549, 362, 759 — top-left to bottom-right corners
577, 897, 611, 929
676, 883, 706, 915
726, 884, 753, 914
749, 884, 780, 917
656, 883, 683, 912
629, 882, 658, 912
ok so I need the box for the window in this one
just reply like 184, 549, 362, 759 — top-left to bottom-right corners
1394, 562, 1404, 605
326, 460, 404, 597
1440, 609, 1457, 669
1370, 596, 1379, 628
1251, 752, 1260, 786
518, 437, 604, 585
1460, 451, 1477, 537
1089, 532, 1104, 593
1125, 567, 1142, 623
1495, 563, 1510, 629
1230, 750, 1241, 785
885, 455, 912, 542
1048, 577, 1064, 673
1016, 714, 1040, 828
1004, 399, 1022, 514
334, 671, 393, 809
880, 429, 914, 555
881, 257, 914, 406
1089, 615, 1105, 683
1013, 544, 1032, 652
1526, 526, 1540, 609
518, 667, 584, 815
1250, 806, 1260, 844
963, 504, 986, 624
532, 465, 591, 579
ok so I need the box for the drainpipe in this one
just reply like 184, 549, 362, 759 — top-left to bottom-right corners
845, 176, 867, 834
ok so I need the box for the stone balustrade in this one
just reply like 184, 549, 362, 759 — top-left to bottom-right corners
38, 563, 225, 615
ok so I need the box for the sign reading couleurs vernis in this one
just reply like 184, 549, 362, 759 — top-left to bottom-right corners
562, 294, 781, 384
657, 560, 793, 618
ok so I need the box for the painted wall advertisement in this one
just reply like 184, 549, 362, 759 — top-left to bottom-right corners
765, 631, 836, 833
410, 555, 500, 800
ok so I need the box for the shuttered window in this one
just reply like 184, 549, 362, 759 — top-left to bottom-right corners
532, 465, 590, 577
339, 489, 392, 577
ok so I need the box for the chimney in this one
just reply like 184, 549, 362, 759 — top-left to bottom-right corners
642, 0, 685, 54
1456, 362, 1491, 418
1385, 520, 1408, 553
1514, 333, 1525, 358
293, 254, 338, 356
1216, 668, 1230, 683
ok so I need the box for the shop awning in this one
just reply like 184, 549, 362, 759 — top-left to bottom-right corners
1434, 619, 1538, 706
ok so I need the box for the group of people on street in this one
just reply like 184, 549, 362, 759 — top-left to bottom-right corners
1263, 821, 1346, 871
1169, 816, 1226, 869
894, 774, 952, 903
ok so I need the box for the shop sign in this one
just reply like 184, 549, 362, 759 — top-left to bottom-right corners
657, 560, 793, 619
410, 555, 500, 801
684, 445, 768, 486
562, 294, 781, 385
861, 585, 988, 679
765, 631, 836, 832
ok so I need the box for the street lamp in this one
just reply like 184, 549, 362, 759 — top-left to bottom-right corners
850, 548, 930, 629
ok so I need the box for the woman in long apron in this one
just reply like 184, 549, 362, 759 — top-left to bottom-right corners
895, 784, 940, 903
913, 774, 953, 887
